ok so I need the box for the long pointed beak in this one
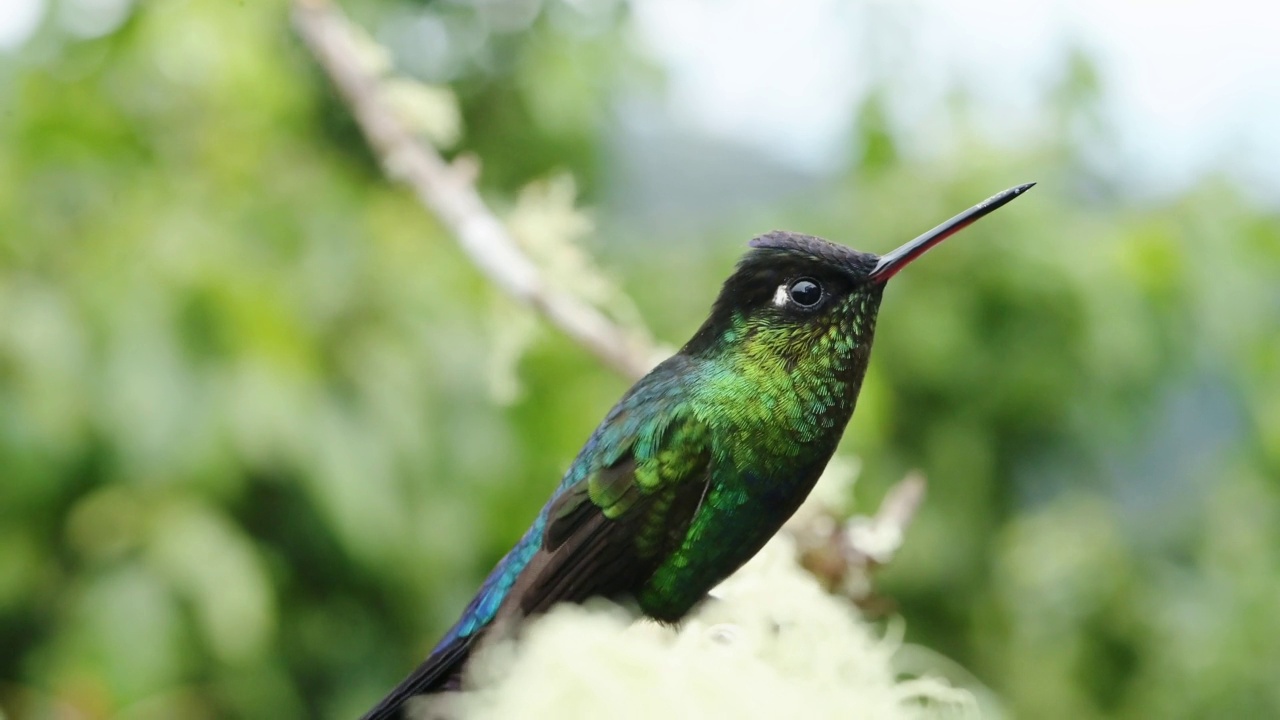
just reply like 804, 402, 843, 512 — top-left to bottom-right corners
868, 182, 1036, 284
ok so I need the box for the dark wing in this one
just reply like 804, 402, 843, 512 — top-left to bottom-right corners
499, 407, 713, 620
359, 634, 472, 720
360, 368, 711, 719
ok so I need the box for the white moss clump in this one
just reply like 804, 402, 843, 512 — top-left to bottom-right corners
433, 534, 978, 720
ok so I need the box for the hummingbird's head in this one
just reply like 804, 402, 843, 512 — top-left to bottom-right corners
680, 232, 883, 368
681, 183, 1035, 375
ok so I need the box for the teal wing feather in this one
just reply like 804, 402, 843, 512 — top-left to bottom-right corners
506, 400, 714, 618
361, 358, 713, 718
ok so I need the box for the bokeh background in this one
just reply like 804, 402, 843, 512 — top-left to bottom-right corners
2, 0, 1278, 718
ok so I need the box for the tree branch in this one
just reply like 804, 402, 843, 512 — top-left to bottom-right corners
847, 472, 927, 566
792, 472, 927, 608
291, 0, 656, 380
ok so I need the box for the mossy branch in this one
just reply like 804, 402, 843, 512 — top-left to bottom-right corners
292, 0, 657, 380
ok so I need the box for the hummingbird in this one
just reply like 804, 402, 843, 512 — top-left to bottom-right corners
363, 183, 1034, 719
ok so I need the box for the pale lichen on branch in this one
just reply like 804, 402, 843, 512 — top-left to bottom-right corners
292, 0, 656, 380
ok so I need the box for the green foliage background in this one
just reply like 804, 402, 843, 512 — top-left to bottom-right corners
2, 1, 1277, 718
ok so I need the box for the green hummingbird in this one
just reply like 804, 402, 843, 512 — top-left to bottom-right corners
363, 183, 1034, 719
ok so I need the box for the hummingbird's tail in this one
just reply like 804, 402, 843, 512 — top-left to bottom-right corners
359, 630, 479, 720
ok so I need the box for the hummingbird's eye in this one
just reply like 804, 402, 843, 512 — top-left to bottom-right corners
787, 278, 823, 308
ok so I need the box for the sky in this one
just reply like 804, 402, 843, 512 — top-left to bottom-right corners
631, 0, 1280, 197
3, 0, 1278, 198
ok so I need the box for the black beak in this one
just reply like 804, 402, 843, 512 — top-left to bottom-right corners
868, 182, 1036, 284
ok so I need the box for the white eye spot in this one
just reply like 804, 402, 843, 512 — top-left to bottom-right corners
773, 283, 789, 307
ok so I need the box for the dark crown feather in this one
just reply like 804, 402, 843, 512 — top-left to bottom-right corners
746, 231, 879, 277
681, 232, 879, 357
